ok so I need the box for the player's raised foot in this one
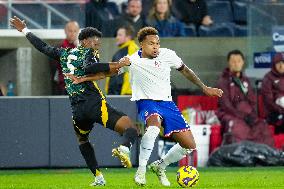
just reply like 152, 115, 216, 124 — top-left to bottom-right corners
90, 174, 106, 187
134, 169, 146, 186
148, 160, 171, 186
112, 145, 132, 168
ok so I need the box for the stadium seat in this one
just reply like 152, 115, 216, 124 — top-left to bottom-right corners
184, 24, 196, 37
207, 1, 234, 24
177, 95, 218, 111
273, 134, 284, 150
232, 1, 247, 24
199, 24, 234, 37
209, 124, 223, 153
234, 24, 248, 36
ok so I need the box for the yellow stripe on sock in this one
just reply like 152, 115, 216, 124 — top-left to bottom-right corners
75, 126, 90, 135
95, 169, 101, 176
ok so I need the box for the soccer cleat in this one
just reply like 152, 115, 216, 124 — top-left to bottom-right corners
134, 170, 146, 186
90, 174, 106, 186
112, 145, 132, 168
148, 160, 171, 186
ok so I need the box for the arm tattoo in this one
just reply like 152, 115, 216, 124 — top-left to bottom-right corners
179, 64, 206, 89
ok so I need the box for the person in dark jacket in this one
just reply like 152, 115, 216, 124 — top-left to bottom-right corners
147, 0, 185, 37
85, 0, 119, 37
172, 0, 213, 30
261, 52, 284, 134
216, 50, 274, 147
114, 0, 147, 35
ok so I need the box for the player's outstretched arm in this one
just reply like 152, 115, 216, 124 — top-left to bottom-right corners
179, 64, 223, 97
67, 60, 123, 84
84, 57, 130, 75
10, 16, 61, 60
66, 68, 120, 84
65, 72, 106, 84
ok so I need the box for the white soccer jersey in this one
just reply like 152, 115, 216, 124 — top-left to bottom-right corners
127, 48, 184, 101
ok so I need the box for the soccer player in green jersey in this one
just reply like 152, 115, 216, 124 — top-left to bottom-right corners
10, 16, 138, 186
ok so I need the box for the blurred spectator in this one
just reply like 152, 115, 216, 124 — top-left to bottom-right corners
50, 20, 79, 95
118, 0, 152, 17
269, 0, 284, 3
261, 52, 284, 134
85, 0, 119, 37
172, 0, 213, 31
114, 0, 147, 35
0, 5, 7, 24
105, 25, 139, 95
147, 0, 186, 37
108, 0, 127, 13
0, 83, 6, 96
216, 50, 274, 147
142, 0, 154, 18
109, 0, 127, 7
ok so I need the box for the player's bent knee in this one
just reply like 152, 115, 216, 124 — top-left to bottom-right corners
146, 115, 162, 127
116, 116, 136, 128
114, 116, 138, 135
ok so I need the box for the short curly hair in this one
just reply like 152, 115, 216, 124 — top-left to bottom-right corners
137, 27, 159, 43
78, 27, 102, 41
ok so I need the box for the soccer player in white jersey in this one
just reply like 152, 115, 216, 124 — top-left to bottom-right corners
129, 27, 222, 186
66, 27, 223, 187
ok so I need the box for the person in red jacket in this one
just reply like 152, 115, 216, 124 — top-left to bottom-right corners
50, 20, 80, 95
261, 52, 284, 134
216, 49, 274, 147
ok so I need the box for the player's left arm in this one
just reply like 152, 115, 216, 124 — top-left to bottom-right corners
10, 16, 61, 60
65, 72, 108, 84
178, 64, 223, 97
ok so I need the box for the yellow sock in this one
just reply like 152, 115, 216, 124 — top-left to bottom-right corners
95, 169, 102, 177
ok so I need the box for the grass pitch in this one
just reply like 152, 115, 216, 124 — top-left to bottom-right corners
0, 167, 283, 189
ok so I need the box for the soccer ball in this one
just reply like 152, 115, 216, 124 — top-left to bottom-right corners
176, 166, 199, 187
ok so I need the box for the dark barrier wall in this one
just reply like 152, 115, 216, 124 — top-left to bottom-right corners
0, 96, 159, 168
0, 98, 50, 168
